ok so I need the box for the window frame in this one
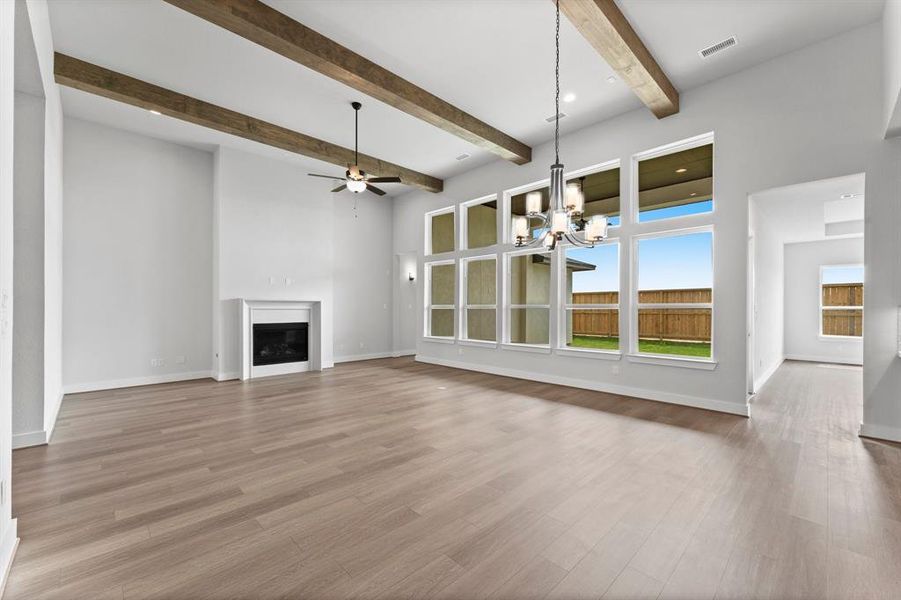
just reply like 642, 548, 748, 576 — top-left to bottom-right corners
459, 255, 498, 346
424, 205, 456, 257
502, 247, 553, 352
631, 132, 715, 225
556, 238, 622, 358
460, 194, 499, 251
423, 259, 457, 343
819, 264, 864, 340
630, 225, 715, 367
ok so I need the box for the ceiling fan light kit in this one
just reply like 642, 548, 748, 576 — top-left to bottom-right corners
514, 0, 609, 251
307, 101, 401, 196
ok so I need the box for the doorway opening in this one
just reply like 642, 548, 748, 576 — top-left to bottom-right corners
747, 173, 865, 396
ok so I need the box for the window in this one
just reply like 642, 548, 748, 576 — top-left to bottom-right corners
506, 250, 552, 345
637, 142, 713, 222
567, 165, 621, 227
635, 230, 712, 358
463, 196, 497, 249
425, 261, 455, 338
426, 208, 455, 255
820, 265, 863, 337
461, 257, 496, 342
562, 242, 619, 351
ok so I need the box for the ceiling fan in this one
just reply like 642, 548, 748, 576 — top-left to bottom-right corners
307, 101, 401, 196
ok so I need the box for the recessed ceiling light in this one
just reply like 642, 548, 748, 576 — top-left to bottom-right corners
563, 92, 577, 103
606, 75, 617, 84
689, 192, 697, 197
675, 168, 688, 173
149, 109, 161, 115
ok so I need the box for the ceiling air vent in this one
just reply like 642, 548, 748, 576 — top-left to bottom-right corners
545, 112, 567, 123
455, 153, 471, 161
699, 36, 737, 59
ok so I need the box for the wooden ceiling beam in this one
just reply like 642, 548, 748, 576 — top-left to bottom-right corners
164, 0, 532, 165
559, 0, 679, 118
54, 53, 443, 193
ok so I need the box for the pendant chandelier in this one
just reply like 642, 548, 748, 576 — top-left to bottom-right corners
513, 0, 609, 250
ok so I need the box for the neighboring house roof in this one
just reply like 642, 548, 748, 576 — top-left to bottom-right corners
530, 254, 596, 272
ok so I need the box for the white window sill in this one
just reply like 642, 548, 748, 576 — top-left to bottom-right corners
458, 339, 498, 348
626, 353, 717, 370
501, 343, 552, 354
555, 347, 622, 361
818, 335, 863, 342
422, 336, 455, 345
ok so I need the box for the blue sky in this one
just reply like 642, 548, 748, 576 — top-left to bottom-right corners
822, 265, 864, 284
568, 210, 714, 293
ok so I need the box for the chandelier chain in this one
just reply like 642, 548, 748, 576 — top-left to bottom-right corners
555, 0, 560, 164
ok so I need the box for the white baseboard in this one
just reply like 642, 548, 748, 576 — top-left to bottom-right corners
63, 370, 214, 394
784, 354, 862, 366
753, 357, 784, 394
0, 520, 18, 599
859, 422, 901, 444
333, 351, 397, 364
392, 349, 416, 357
416, 355, 750, 417
213, 371, 240, 382
12, 430, 47, 450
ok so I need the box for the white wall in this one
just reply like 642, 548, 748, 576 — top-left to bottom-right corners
213, 147, 395, 377
749, 204, 785, 393
392, 23, 901, 434
885, 0, 901, 137
63, 118, 213, 391
784, 238, 864, 365
0, 0, 18, 587
12, 91, 44, 444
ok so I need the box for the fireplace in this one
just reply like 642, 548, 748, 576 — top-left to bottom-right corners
252, 322, 309, 366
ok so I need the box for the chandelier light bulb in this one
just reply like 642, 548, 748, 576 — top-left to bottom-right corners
512, 216, 529, 240
565, 183, 584, 214
525, 191, 542, 215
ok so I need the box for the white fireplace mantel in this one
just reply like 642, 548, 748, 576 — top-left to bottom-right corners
240, 300, 323, 380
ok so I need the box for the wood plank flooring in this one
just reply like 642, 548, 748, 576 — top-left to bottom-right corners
5, 358, 901, 599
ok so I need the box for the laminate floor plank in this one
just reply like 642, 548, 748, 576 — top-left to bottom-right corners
4, 358, 899, 599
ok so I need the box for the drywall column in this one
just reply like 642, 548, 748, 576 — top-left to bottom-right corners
0, 0, 20, 587
12, 91, 45, 448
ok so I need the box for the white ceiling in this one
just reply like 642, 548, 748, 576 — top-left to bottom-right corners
753, 173, 865, 244
46, 0, 885, 194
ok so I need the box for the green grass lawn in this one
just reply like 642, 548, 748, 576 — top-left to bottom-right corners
570, 335, 711, 357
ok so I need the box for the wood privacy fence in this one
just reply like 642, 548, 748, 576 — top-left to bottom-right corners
822, 283, 863, 337
571, 288, 712, 342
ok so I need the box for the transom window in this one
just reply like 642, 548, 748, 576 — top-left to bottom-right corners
426, 207, 455, 255
637, 142, 713, 222
462, 195, 498, 250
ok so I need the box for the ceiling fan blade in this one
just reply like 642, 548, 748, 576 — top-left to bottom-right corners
308, 173, 344, 180
331, 184, 348, 193
366, 184, 387, 196
366, 176, 402, 184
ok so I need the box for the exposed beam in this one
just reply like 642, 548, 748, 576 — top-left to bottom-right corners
559, 0, 679, 118
163, 0, 532, 165
54, 53, 443, 193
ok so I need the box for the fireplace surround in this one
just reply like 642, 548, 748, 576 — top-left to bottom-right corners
240, 300, 322, 379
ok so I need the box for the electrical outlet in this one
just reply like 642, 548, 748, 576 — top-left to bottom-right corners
611, 365, 620, 376
359, 342, 364, 349
151, 358, 166, 367
175, 356, 186, 365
